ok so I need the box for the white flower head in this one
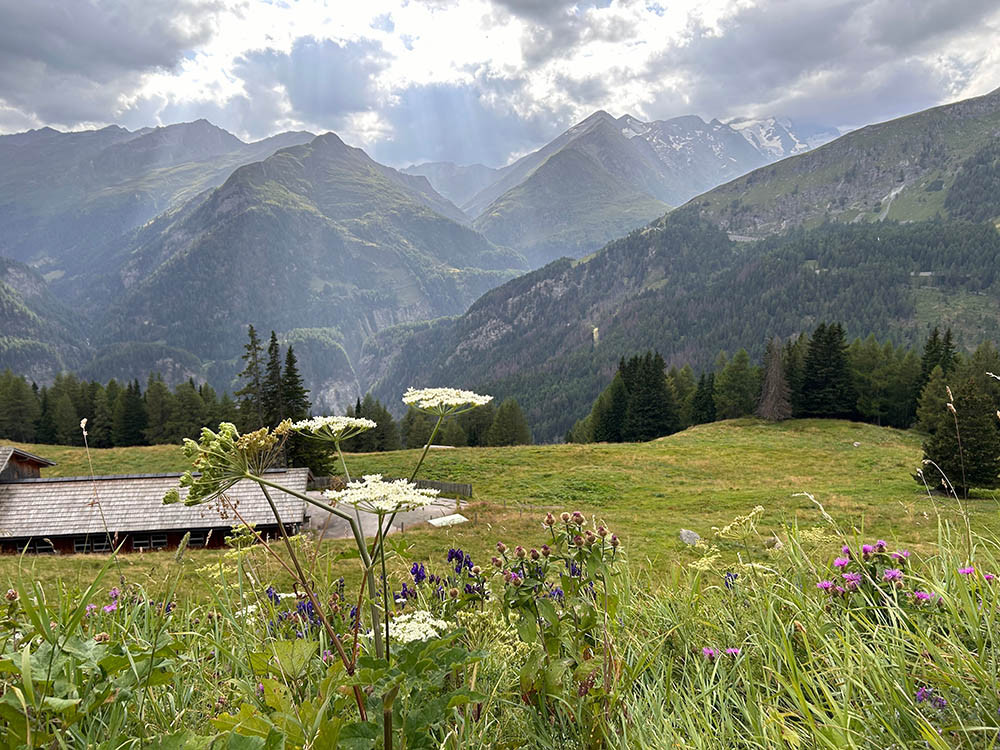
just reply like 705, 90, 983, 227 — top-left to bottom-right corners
80, 418, 88, 436
373, 610, 451, 643
291, 415, 376, 442
324, 474, 439, 514
402, 387, 492, 416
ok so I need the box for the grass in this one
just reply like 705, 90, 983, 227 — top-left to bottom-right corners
2, 419, 993, 603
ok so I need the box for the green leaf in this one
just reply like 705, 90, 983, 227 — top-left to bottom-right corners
40, 696, 80, 713
146, 730, 217, 750
337, 721, 378, 750
515, 615, 538, 643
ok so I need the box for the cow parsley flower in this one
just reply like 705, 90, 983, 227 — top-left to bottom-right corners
324, 474, 439, 515
380, 610, 451, 643
402, 387, 492, 415
291, 415, 376, 442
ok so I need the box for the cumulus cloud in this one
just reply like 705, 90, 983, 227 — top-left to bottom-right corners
1, 0, 999, 165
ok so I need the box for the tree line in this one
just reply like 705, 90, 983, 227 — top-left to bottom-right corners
566, 323, 1000, 450
0, 325, 533, 468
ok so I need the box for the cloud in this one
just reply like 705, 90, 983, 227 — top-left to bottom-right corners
368, 80, 564, 166
0, 0, 224, 125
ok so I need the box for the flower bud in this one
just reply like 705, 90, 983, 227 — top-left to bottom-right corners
540, 544, 551, 557
515, 545, 526, 559
597, 525, 608, 538
573, 535, 585, 548
610, 535, 620, 549
449, 588, 459, 599
496, 542, 507, 554
471, 565, 482, 575
491, 556, 502, 568
544, 512, 556, 527
94, 632, 110, 643
5, 589, 18, 602
560, 512, 571, 523
571, 511, 585, 526
530, 548, 540, 560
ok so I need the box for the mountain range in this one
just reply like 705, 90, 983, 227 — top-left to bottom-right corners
3, 88, 999, 429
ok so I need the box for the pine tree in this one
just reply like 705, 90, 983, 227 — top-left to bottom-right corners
439, 420, 468, 447
401, 406, 433, 448
112, 380, 148, 447
144, 374, 173, 444
690, 373, 717, 425
756, 339, 791, 421
783, 334, 808, 416
916, 365, 950, 434
621, 352, 679, 441
35, 389, 57, 445
262, 331, 285, 427
940, 329, 959, 376
800, 323, 856, 419
459, 402, 496, 447
668, 365, 696, 428
591, 373, 628, 443
89, 386, 113, 448
920, 377, 1000, 497
920, 327, 943, 387
0, 370, 40, 442
235, 325, 265, 429
163, 381, 206, 442
486, 398, 532, 446
715, 348, 759, 419
52, 391, 79, 445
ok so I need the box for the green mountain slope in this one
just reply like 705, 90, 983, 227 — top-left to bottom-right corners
691, 86, 1000, 235
0, 121, 315, 280
93, 133, 527, 410
364, 212, 1000, 441
0, 257, 86, 381
473, 147, 669, 267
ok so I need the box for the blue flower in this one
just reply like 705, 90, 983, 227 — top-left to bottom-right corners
410, 562, 427, 584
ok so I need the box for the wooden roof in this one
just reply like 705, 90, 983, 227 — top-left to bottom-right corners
0, 446, 57, 475
0, 467, 310, 538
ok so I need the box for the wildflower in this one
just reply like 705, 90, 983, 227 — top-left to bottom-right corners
109, 587, 120, 600
834, 557, 850, 569
540, 544, 551, 557
891, 550, 910, 562
986, 574, 996, 582
913, 590, 935, 603
610, 534, 620, 549
573, 535, 585, 548
93, 632, 110, 643
842, 545, 851, 556
491, 556, 502, 568
571, 511, 585, 525
560, 512, 571, 523
410, 562, 427, 584
324, 474, 439, 514
103, 602, 117, 613
724, 572, 739, 589
842, 572, 862, 589
402, 387, 492, 415
4, 589, 17, 602
265, 586, 280, 604
597, 525, 608, 538
862, 544, 874, 559
816, 580, 834, 591
515, 545, 526, 559
85, 603, 97, 616
875, 539, 887, 552
448, 587, 459, 599
725, 647, 741, 657
959, 566, 975, 575
496, 542, 507, 554
291, 415, 376, 442
529, 548, 540, 560
883, 569, 903, 582
702, 647, 717, 660
257, 682, 265, 696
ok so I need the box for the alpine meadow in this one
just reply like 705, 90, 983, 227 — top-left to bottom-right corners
3, 2, 1000, 748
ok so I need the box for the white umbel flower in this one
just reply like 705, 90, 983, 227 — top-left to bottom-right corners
402, 387, 492, 415
324, 474, 439, 514
379, 610, 451, 643
291, 415, 376, 442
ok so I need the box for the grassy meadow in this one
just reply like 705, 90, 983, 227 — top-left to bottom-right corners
2, 418, 992, 600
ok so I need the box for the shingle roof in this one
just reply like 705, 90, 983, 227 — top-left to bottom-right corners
0, 467, 310, 538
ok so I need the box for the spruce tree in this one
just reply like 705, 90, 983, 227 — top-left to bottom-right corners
690, 373, 717, 425
783, 334, 808, 416
715, 348, 759, 419
163, 381, 206, 442
52, 391, 80, 445
486, 398, 532, 446
920, 327, 943, 387
940, 329, 959, 376
89, 386, 113, 448
282, 346, 310, 420
459, 402, 496, 447
800, 323, 856, 419
401, 406, 432, 449
262, 331, 285, 427
35, 389, 57, 444
0, 370, 40, 442
439, 420, 468, 447
112, 380, 148, 447
144, 374, 173, 444
621, 352, 679, 441
235, 325, 265, 429
920, 377, 1000, 497
756, 339, 792, 421
915, 365, 950, 434
591, 374, 628, 443
668, 365, 696, 428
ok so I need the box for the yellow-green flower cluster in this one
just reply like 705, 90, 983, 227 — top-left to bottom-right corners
163, 422, 287, 507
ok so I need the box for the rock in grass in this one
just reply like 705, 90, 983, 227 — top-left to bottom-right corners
679, 529, 700, 545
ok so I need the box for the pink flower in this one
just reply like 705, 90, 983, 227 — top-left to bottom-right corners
985, 574, 996, 582
834, 557, 850, 569
816, 580, 834, 591
702, 647, 717, 660
875, 540, 887, 552
102, 602, 117, 613
891, 550, 910, 562
913, 591, 935, 603
883, 569, 903, 582
862, 544, 874, 559
725, 647, 741, 657
959, 566, 975, 575
842, 545, 851, 556
842, 572, 862, 589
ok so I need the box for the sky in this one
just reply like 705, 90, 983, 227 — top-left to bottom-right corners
1, 0, 998, 168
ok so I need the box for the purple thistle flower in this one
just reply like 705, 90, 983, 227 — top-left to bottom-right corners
702, 647, 717, 660
842, 572, 862, 589
875, 540, 887, 552
915, 687, 931, 703
816, 580, 834, 591
257, 682, 265, 696
862, 544, 874, 559
913, 590, 935, 603
891, 550, 910, 562
108, 587, 120, 600
986, 574, 996, 582
959, 566, 975, 575
883, 569, 903, 582
834, 557, 850, 569
102, 602, 117, 613
725, 647, 741, 657
933, 695, 947, 709
842, 545, 851, 556
85, 603, 97, 616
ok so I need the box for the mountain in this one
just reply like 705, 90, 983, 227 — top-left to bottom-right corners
361, 211, 1000, 441
88, 132, 528, 412
0, 257, 85, 381
401, 162, 500, 207
0, 120, 315, 279
460, 110, 835, 269
725, 116, 839, 159
693, 87, 1000, 236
